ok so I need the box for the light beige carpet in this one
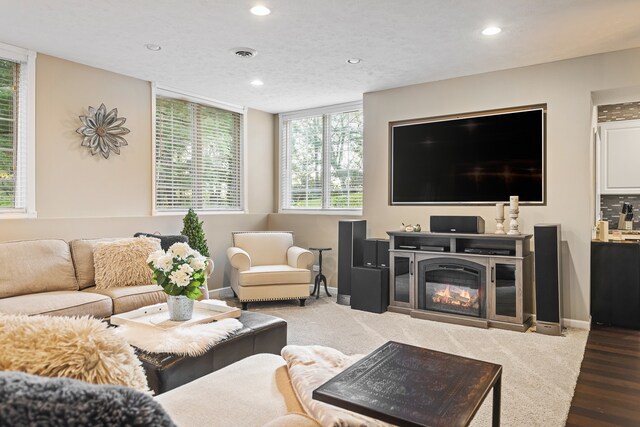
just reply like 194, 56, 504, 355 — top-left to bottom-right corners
228, 295, 588, 427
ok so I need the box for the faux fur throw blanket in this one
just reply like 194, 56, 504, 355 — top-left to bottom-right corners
281, 345, 394, 427
0, 371, 175, 427
115, 318, 243, 356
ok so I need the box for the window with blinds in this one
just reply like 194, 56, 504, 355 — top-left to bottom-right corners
0, 57, 26, 213
280, 103, 363, 211
154, 95, 243, 212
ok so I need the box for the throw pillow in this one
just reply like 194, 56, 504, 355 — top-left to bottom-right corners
0, 371, 175, 427
0, 313, 148, 392
93, 237, 161, 289
133, 232, 189, 251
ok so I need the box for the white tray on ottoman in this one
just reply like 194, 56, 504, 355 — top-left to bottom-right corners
110, 300, 241, 330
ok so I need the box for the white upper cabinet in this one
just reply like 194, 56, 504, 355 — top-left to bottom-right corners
598, 119, 640, 194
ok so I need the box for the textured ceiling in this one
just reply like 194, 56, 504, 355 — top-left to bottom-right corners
1, 0, 640, 113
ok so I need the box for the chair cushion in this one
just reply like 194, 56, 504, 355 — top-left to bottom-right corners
93, 238, 161, 289
239, 265, 311, 286
83, 285, 167, 314
0, 239, 78, 298
0, 291, 112, 317
69, 238, 122, 289
233, 232, 293, 266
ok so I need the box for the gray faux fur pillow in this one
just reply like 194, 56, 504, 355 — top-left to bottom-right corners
0, 371, 175, 427
93, 237, 161, 289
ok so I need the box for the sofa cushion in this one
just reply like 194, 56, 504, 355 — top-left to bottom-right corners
233, 232, 293, 266
94, 237, 161, 289
155, 353, 304, 427
69, 238, 122, 290
0, 291, 112, 317
0, 372, 175, 427
262, 413, 322, 427
0, 313, 148, 392
239, 265, 311, 286
0, 239, 78, 299
84, 285, 167, 315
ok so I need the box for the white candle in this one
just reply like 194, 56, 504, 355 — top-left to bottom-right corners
510, 195, 519, 210
496, 203, 504, 218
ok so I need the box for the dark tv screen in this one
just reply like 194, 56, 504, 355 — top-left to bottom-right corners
391, 108, 544, 204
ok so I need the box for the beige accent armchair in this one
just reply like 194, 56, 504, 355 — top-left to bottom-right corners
227, 232, 313, 310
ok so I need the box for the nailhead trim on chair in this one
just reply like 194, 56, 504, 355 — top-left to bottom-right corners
239, 296, 308, 302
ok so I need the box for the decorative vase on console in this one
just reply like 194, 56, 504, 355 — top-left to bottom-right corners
147, 242, 209, 321
507, 196, 520, 235
495, 203, 506, 235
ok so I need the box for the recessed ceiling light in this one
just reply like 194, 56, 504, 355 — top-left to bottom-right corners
250, 5, 271, 16
230, 47, 257, 58
144, 43, 162, 51
251, 79, 264, 86
482, 26, 502, 36
347, 58, 362, 64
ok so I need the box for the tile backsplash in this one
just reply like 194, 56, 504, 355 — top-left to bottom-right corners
598, 102, 640, 123
600, 195, 640, 229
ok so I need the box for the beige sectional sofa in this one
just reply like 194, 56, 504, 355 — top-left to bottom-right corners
0, 238, 167, 317
156, 353, 321, 427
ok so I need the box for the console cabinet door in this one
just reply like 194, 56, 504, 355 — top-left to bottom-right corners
390, 252, 414, 308
488, 258, 522, 324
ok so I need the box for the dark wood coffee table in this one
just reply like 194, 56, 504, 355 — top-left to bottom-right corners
313, 341, 502, 427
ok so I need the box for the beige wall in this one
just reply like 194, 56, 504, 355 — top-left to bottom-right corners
270, 47, 640, 322
35, 55, 153, 218
0, 54, 275, 289
268, 214, 362, 287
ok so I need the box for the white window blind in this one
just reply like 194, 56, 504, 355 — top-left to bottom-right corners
0, 57, 27, 213
155, 95, 243, 212
280, 102, 363, 211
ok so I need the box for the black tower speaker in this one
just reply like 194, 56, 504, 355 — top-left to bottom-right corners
377, 239, 389, 268
337, 220, 366, 305
363, 239, 378, 267
534, 224, 562, 336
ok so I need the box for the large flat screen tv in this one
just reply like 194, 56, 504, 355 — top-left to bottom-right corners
390, 105, 545, 205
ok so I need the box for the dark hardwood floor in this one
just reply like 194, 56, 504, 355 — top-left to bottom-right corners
566, 326, 640, 427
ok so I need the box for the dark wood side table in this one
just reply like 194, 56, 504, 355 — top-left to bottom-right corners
313, 341, 502, 427
309, 247, 332, 299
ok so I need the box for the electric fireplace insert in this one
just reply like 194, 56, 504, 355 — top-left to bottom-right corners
417, 258, 486, 318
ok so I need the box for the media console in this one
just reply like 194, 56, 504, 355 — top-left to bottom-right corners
387, 231, 534, 332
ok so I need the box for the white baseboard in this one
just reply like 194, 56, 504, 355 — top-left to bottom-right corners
531, 314, 591, 331
562, 317, 591, 330
308, 284, 338, 294
209, 285, 339, 300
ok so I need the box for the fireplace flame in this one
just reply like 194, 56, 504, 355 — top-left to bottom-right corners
433, 285, 477, 307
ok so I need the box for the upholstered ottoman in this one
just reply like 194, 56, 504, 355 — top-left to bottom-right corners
137, 311, 287, 394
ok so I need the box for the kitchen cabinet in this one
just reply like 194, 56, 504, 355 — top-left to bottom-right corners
598, 119, 640, 194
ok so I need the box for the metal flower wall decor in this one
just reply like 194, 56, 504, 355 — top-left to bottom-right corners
76, 104, 130, 159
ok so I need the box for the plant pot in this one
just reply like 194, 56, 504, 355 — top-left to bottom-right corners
167, 295, 194, 321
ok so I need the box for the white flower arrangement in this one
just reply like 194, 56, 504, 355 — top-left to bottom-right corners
147, 242, 208, 299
